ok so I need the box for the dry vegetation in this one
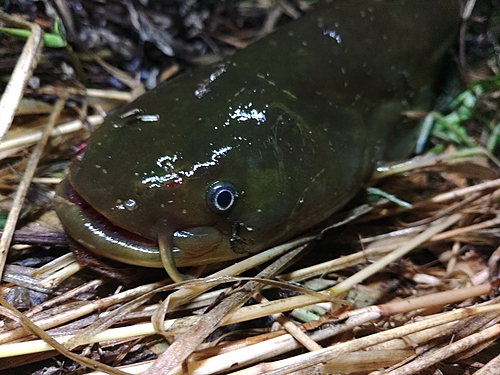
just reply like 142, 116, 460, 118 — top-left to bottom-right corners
0, 0, 500, 374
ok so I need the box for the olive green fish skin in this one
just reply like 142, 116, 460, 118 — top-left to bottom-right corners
56, 0, 461, 268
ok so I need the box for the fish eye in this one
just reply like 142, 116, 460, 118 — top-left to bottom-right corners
207, 182, 237, 213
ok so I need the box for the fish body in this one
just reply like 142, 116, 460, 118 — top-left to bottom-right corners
56, 0, 461, 276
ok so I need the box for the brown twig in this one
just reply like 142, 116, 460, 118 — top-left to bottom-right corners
0, 94, 67, 280
0, 12, 44, 141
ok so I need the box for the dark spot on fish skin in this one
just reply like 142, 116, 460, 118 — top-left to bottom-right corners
229, 222, 252, 254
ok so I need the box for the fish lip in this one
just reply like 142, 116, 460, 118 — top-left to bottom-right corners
55, 177, 165, 267
55, 177, 243, 268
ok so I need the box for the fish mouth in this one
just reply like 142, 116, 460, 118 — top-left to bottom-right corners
55, 178, 242, 278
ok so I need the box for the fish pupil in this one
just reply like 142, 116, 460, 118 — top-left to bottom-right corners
216, 190, 233, 210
